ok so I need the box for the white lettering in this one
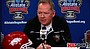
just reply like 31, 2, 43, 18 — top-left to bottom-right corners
10, 3, 25, 7
62, 3, 77, 6
66, 20, 85, 24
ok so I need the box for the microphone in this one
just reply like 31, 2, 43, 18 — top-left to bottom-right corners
40, 29, 47, 40
40, 27, 47, 49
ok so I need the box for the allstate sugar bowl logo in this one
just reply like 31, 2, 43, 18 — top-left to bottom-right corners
58, 0, 82, 19
6, 0, 30, 20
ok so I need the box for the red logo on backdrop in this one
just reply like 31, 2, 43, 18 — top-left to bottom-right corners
67, 43, 87, 48
67, 43, 76, 47
58, 0, 82, 19
6, 0, 30, 20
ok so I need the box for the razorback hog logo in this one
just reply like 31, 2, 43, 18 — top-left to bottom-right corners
9, 38, 22, 46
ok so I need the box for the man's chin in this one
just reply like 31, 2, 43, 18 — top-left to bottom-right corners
42, 23, 48, 26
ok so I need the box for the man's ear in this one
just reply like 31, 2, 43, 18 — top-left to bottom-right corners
52, 10, 55, 17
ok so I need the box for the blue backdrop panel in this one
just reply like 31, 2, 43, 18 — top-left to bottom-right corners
2, 0, 90, 43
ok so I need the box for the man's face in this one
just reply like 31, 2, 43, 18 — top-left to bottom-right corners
37, 3, 55, 26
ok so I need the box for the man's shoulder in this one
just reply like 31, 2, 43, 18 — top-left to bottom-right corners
53, 15, 66, 23
52, 15, 68, 30
27, 16, 39, 23
26, 16, 40, 27
27, 16, 38, 21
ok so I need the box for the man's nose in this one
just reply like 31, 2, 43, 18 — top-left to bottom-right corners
41, 13, 45, 18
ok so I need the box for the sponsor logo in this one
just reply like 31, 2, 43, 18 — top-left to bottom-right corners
67, 43, 90, 48
58, 0, 82, 19
6, 0, 30, 20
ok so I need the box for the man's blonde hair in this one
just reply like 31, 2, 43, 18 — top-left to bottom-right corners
38, 0, 54, 10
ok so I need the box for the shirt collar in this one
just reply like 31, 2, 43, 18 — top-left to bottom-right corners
41, 22, 52, 31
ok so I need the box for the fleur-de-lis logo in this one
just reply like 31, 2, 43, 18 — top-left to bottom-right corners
68, 0, 72, 3
15, 0, 21, 4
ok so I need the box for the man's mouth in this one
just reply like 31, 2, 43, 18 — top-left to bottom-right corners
41, 19, 46, 22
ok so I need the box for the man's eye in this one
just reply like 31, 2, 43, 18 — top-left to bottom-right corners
44, 12, 49, 14
38, 12, 42, 14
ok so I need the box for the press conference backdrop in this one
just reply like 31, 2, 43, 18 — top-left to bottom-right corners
2, 0, 90, 43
